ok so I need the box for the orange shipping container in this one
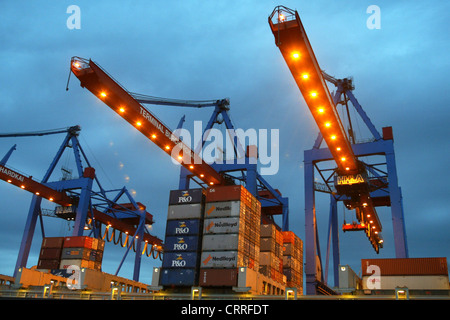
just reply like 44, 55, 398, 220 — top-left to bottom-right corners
361, 257, 448, 276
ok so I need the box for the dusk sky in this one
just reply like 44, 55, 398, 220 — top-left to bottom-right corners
1, 0, 449, 287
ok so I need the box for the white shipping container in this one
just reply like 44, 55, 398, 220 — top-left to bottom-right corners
362, 275, 450, 290
204, 201, 243, 218
200, 251, 244, 268
203, 217, 244, 234
167, 203, 203, 220
202, 234, 245, 251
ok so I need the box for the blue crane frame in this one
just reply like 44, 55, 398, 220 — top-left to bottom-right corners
1, 127, 161, 281
304, 74, 409, 294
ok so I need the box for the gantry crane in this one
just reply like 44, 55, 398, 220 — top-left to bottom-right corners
0, 126, 162, 281
269, 6, 408, 294
69, 57, 290, 230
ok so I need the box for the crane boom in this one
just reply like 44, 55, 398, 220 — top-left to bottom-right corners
0, 163, 73, 206
269, 6, 383, 252
268, 6, 358, 175
70, 57, 223, 186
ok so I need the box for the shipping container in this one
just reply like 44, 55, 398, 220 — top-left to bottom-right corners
199, 268, 238, 287
165, 219, 202, 236
203, 217, 244, 235
202, 234, 246, 252
204, 201, 243, 218
361, 257, 448, 276
160, 268, 197, 286
167, 203, 203, 220
39, 247, 62, 260
63, 236, 94, 249
205, 185, 251, 203
61, 247, 91, 260
164, 235, 201, 252
41, 237, 65, 249
37, 259, 60, 270
162, 252, 199, 269
169, 189, 205, 206
283, 242, 302, 259
60, 258, 92, 270
260, 223, 278, 238
200, 251, 244, 269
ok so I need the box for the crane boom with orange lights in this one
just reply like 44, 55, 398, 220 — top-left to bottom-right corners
268, 6, 383, 252
70, 57, 224, 187
269, 8, 358, 175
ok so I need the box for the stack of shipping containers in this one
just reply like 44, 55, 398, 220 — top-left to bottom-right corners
199, 185, 261, 287
259, 224, 284, 285
282, 231, 303, 294
60, 236, 105, 271
160, 189, 205, 287
38, 237, 65, 269
38, 236, 105, 272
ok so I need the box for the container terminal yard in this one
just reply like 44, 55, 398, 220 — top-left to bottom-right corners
0, 4, 449, 303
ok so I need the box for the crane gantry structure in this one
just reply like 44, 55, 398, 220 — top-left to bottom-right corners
69, 57, 289, 230
268, 6, 408, 295
0, 126, 162, 282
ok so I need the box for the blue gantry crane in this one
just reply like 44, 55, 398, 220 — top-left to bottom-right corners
69, 57, 289, 230
268, 6, 408, 295
0, 126, 162, 281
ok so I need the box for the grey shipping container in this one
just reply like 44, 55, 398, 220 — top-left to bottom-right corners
201, 234, 244, 252
162, 252, 200, 269
200, 251, 244, 269
166, 219, 201, 236
204, 201, 242, 218
164, 235, 201, 252
61, 247, 91, 260
203, 217, 243, 234
167, 203, 203, 220
160, 268, 197, 286
169, 189, 204, 205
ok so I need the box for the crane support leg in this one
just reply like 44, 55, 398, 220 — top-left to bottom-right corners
304, 158, 320, 295
72, 176, 95, 236
14, 195, 42, 277
385, 144, 408, 258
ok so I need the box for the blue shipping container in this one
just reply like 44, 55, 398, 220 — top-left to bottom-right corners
160, 268, 197, 286
164, 235, 200, 252
165, 219, 201, 236
162, 252, 199, 268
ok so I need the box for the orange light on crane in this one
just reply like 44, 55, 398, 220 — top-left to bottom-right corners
20, 185, 25, 189
331, 135, 337, 140
325, 122, 331, 128
151, 134, 157, 139
317, 107, 325, 114
341, 157, 346, 161
119, 107, 125, 113
165, 145, 170, 150
301, 73, 309, 80
310, 91, 318, 98
100, 91, 107, 98
136, 121, 142, 127
292, 52, 300, 59
189, 165, 194, 169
